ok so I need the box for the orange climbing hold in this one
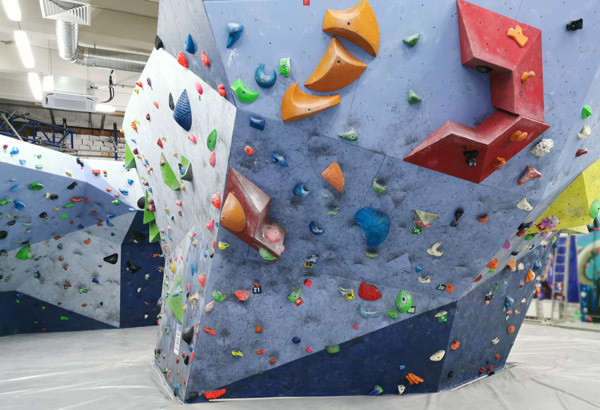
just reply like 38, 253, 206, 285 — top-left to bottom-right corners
280, 83, 341, 122
510, 130, 528, 142
445, 284, 455, 293
177, 52, 188, 68
521, 71, 535, 83
507, 325, 516, 334
220, 192, 247, 232
487, 258, 499, 270
269, 358, 277, 365
321, 162, 345, 192
406, 373, 424, 385
255, 326, 262, 333
493, 157, 507, 168
525, 269, 535, 283
506, 259, 517, 272
255, 348, 265, 354
244, 145, 254, 155
203, 327, 216, 336
451, 340, 460, 350
203, 389, 226, 400
322, 0, 380, 56
83, 238, 91, 245
507, 25, 528, 47
477, 215, 489, 223
235, 290, 250, 302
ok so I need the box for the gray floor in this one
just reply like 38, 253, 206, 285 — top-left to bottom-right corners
0, 322, 599, 410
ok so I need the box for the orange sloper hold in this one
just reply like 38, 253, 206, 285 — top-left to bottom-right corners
322, 0, 380, 56
220, 193, 246, 232
321, 162, 345, 192
525, 269, 535, 283
281, 83, 341, 122
305, 37, 367, 92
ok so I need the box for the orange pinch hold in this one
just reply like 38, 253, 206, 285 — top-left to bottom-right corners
203, 389, 226, 400
506, 259, 517, 272
521, 71, 535, 83
510, 130, 528, 142
406, 373, 424, 385
83, 238, 91, 245
321, 162, 345, 192
450, 340, 460, 350
281, 83, 341, 122
492, 157, 506, 168
487, 258, 499, 270
255, 348, 265, 355
203, 327, 216, 336
507, 24, 528, 47
305, 37, 367, 92
220, 193, 246, 232
322, 0, 380, 56
525, 269, 535, 283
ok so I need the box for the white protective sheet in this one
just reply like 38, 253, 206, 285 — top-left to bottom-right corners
0, 322, 599, 410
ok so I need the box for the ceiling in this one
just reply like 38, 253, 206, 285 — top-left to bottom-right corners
0, 0, 158, 131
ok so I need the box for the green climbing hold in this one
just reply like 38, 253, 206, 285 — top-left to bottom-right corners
35, 164, 43, 169
524, 234, 535, 241
28, 182, 44, 191
338, 128, 358, 141
365, 250, 379, 259
65, 202, 74, 208
60, 213, 68, 220
207, 129, 217, 152
408, 89, 422, 104
395, 290, 414, 313
231, 78, 259, 103
328, 208, 340, 216
279, 57, 291, 77
16, 244, 31, 260
326, 345, 340, 354
387, 309, 399, 319
372, 178, 387, 194
582, 105, 593, 119
0, 198, 11, 206
167, 272, 183, 323
590, 199, 600, 219
60, 316, 69, 321
213, 289, 227, 302
403, 33, 420, 47
371, 385, 383, 395
159, 153, 181, 191
124, 142, 136, 169
287, 288, 302, 303
112, 200, 120, 205
259, 247, 277, 261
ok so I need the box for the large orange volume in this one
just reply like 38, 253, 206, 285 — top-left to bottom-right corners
281, 83, 341, 122
220, 192, 246, 232
322, 0, 380, 56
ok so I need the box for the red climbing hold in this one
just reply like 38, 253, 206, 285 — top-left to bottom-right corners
199, 272, 206, 287
157, 138, 163, 148
306, 347, 312, 353
358, 281, 382, 301
304, 279, 312, 287
201, 51, 210, 66
235, 290, 250, 301
244, 145, 254, 155
211, 193, 222, 209
177, 52, 188, 68
203, 389, 226, 400
203, 327, 216, 336
209, 151, 216, 167
576, 148, 588, 157
255, 348, 265, 354
218, 84, 226, 97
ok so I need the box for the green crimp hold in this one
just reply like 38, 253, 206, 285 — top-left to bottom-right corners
403, 33, 420, 47
16, 244, 31, 260
143, 191, 155, 224
395, 290, 414, 313
28, 182, 44, 191
65, 202, 74, 208
325, 345, 340, 354
124, 141, 136, 169
387, 309, 399, 319
159, 153, 181, 191
60, 213, 68, 220
408, 89, 422, 104
279, 57, 291, 77
60, 316, 69, 321
372, 178, 387, 194
259, 247, 277, 261
149, 221, 160, 243
207, 129, 217, 152
167, 272, 183, 323
213, 289, 227, 302
338, 128, 358, 141
0, 198, 11, 206
582, 105, 593, 119
231, 78, 259, 103
328, 207, 340, 216
287, 288, 302, 302
590, 199, 600, 219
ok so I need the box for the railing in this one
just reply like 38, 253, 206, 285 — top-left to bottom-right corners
0, 109, 75, 149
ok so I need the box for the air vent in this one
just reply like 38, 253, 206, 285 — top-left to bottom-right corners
39, 0, 91, 25
41, 76, 98, 112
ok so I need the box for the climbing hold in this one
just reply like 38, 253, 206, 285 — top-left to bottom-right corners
305, 37, 367, 92
154, 35, 163, 49
525, 269, 535, 283
235, 290, 250, 302
414, 210, 439, 228
397, 385, 406, 395
281, 83, 341, 122
407, 89, 421, 104
249, 115, 265, 130
16, 244, 31, 260
271, 152, 289, 167
309, 221, 324, 235
185, 34, 196, 54
67, 182, 77, 189
477, 214, 489, 223
206, 129, 217, 151
450, 209, 464, 227
220, 193, 246, 232
517, 197, 533, 211
430, 350, 446, 362
403, 33, 420, 47
487, 258, 499, 272
590, 199, 600, 219
321, 162, 345, 192
507, 25, 528, 47
405, 373, 424, 385
14, 200, 25, 211
255, 64, 277, 88
326, 345, 340, 354
372, 178, 387, 193
492, 157, 507, 168
287, 288, 302, 303
427, 242, 444, 257
174, 89, 192, 131
103, 253, 118, 264
395, 290, 413, 313
530, 138, 554, 157
244, 145, 254, 155
506, 259, 517, 272
182, 325, 194, 344
201, 51, 210, 66
213, 290, 227, 302
226, 23, 244, 48
507, 325, 516, 334
28, 182, 43, 191
418, 276, 431, 284
338, 128, 358, 141
387, 309, 399, 319
464, 150, 478, 168
177, 52, 188, 68
576, 148, 588, 157
521, 71, 535, 83
582, 105, 593, 118
451, 340, 460, 350
293, 183, 312, 197
358, 281, 382, 301
231, 79, 259, 103
357, 305, 380, 318
259, 247, 277, 261
340, 288, 355, 300
355, 207, 391, 247
323, 0, 380, 56
211, 193, 221, 209
517, 166, 542, 185
510, 130, 528, 142
279, 57, 291, 77
157, 138, 163, 148
203, 389, 226, 400
369, 385, 383, 396
0, 231, 7, 240
328, 207, 340, 216
577, 126, 591, 139
179, 156, 193, 181
566, 18, 583, 31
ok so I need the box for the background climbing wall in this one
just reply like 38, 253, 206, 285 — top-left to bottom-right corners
0, 136, 164, 335
129, 0, 600, 401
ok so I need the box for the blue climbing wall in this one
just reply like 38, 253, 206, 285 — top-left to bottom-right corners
126, 0, 600, 401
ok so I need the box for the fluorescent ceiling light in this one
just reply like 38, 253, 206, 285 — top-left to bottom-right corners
95, 104, 116, 113
28, 72, 42, 101
2, 0, 21, 21
14, 30, 35, 69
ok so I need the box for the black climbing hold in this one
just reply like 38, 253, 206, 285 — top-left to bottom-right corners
464, 150, 478, 168
187, 392, 199, 401
103, 253, 119, 264
488, 371, 495, 376
184, 355, 189, 365
76, 157, 84, 168
566, 18, 583, 31
476, 65, 493, 73
21, 240, 29, 245
50, 194, 59, 200
0, 250, 7, 257
155, 35, 164, 49
7, 220, 16, 226
154, 348, 161, 355
518, 222, 533, 231
67, 182, 77, 190
447, 371, 454, 378
511, 251, 520, 256
39, 212, 47, 218
169, 93, 174, 111
0, 231, 7, 240
451, 209, 464, 227
137, 196, 145, 209
127, 261, 141, 273
57, 243, 63, 250
129, 230, 146, 242
292, 336, 301, 344
181, 325, 194, 344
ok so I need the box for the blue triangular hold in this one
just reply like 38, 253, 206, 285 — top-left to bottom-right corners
226, 23, 244, 48
173, 89, 192, 131
185, 34, 196, 54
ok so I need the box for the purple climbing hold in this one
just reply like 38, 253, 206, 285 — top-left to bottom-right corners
174, 89, 192, 131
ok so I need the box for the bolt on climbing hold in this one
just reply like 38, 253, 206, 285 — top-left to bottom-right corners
450, 209, 464, 227
407, 89, 421, 104
369, 385, 383, 396
510, 130, 528, 142
339, 128, 358, 141
372, 178, 387, 193
309, 221, 324, 235
577, 125, 591, 139
566, 18, 583, 31
271, 151, 289, 167
340, 288, 355, 300
326, 345, 340, 354
406, 373, 423, 385
576, 148, 588, 157
403, 33, 420, 47
427, 242, 443, 257
492, 157, 506, 168
517, 166, 541, 185
226, 23, 244, 48
507, 25, 528, 47
279, 57, 291, 77
355, 207, 391, 247
213, 290, 227, 302
517, 197, 533, 211
521, 71, 535, 83
477, 214, 489, 223
287, 288, 302, 303
395, 290, 413, 313
249, 115, 265, 130
322, 162, 345, 192
231, 79, 259, 103
582, 105, 593, 118
430, 350, 446, 362
177, 52, 188, 68
358, 305, 380, 318
464, 150, 478, 168
293, 183, 312, 197
244, 145, 254, 155
255, 64, 277, 88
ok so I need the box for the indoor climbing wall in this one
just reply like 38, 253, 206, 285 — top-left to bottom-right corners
126, 0, 599, 401
0, 136, 163, 335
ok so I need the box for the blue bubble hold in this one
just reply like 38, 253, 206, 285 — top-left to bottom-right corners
309, 221, 324, 235
226, 23, 244, 48
173, 89, 192, 131
255, 64, 277, 88
355, 207, 391, 248
292, 336, 301, 344
415, 264, 424, 273
293, 183, 311, 197
14, 200, 25, 210
249, 115, 265, 130
185, 34, 196, 54
271, 151, 288, 167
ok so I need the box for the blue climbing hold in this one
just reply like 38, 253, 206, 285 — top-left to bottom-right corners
355, 207, 391, 247
19, 160, 26, 166
415, 264, 424, 273
10, 184, 19, 192
309, 221, 324, 235
77, 224, 84, 230
533, 258, 542, 271
92, 278, 100, 284
226, 23, 244, 48
14, 200, 25, 211
185, 34, 196, 54
10, 147, 18, 155
119, 189, 129, 196
293, 183, 312, 197
249, 115, 265, 130
173, 89, 192, 131
292, 336, 301, 344
271, 151, 288, 167
128, 179, 134, 185
255, 64, 277, 88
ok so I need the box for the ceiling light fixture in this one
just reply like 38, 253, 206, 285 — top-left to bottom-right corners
28, 72, 42, 101
95, 104, 116, 113
14, 30, 35, 69
2, 0, 21, 21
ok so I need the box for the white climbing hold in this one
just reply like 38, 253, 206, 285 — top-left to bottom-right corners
517, 263, 525, 271
397, 385, 406, 395
418, 275, 431, 284
516, 197, 533, 211
529, 138, 554, 157
578, 125, 591, 139
205, 301, 215, 314
429, 350, 446, 361
427, 242, 444, 257
491, 337, 499, 345
434, 310, 447, 318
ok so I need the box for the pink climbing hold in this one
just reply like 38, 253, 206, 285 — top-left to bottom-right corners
503, 240, 511, 250
264, 226, 281, 243
153, 101, 159, 109
206, 219, 215, 231
195, 82, 203, 95
306, 347, 312, 353
187, 133, 197, 144
209, 151, 216, 167
201, 51, 210, 66
353, 324, 359, 329
517, 166, 542, 185
176, 200, 182, 206
211, 193, 221, 209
